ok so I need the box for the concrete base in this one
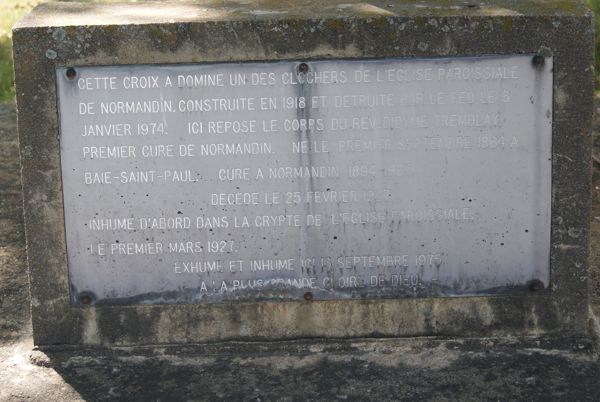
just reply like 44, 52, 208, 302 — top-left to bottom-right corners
12, 0, 596, 347
2, 99, 600, 399
2, 335, 598, 401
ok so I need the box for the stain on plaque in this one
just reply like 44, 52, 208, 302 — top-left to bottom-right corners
55, 55, 553, 305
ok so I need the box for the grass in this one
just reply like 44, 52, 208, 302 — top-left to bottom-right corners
0, 0, 44, 101
1, 0, 600, 101
0, 38, 14, 102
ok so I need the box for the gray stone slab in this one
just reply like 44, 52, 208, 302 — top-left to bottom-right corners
12, 0, 595, 346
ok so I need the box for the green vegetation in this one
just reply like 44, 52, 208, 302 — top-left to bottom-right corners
0, 1, 44, 101
1, 1, 600, 101
0, 40, 13, 102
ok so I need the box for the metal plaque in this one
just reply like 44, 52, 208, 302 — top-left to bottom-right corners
56, 55, 553, 305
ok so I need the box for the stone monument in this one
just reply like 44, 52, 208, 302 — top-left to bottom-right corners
12, 0, 594, 347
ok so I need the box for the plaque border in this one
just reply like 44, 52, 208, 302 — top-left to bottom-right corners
54, 55, 553, 306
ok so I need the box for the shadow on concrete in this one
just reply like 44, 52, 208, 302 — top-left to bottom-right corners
35, 336, 600, 401
0, 102, 29, 341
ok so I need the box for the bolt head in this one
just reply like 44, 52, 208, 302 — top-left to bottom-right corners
532, 55, 545, 69
298, 63, 309, 74
66, 67, 77, 80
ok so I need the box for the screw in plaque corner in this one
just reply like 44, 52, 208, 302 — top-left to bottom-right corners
66, 67, 77, 80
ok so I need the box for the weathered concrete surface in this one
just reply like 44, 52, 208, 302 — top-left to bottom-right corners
13, 0, 593, 27
0, 103, 28, 342
2, 97, 600, 399
11, 0, 596, 347
8, 336, 600, 402
590, 96, 600, 320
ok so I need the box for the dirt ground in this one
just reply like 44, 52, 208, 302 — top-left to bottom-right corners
0, 99, 600, 401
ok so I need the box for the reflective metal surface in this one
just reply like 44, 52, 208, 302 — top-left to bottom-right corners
56, 55, 553, 305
